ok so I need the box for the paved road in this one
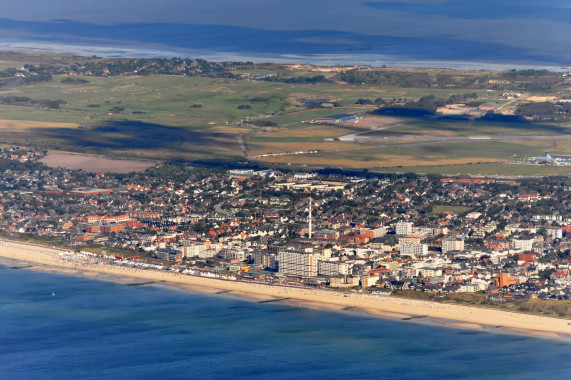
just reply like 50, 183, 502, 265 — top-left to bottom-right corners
344, 134, 571, 144
237, 131, 254, 161
214, 195, 239, 216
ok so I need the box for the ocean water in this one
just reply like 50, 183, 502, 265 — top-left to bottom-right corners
1, 264, 570, 379
1, 1, 571, 68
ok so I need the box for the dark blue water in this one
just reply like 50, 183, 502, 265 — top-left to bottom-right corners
1, 0, 570, 68
1, 265, 570, 379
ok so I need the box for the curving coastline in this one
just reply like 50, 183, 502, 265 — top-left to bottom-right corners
1, 239, 570, 341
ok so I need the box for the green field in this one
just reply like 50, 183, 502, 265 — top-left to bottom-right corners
378, 163, 571, 176
1, 54, 571, 174
432, 205, 472, 214
373, 118, 571, 138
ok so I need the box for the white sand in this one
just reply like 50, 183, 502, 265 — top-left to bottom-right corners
1, 239, 570, 340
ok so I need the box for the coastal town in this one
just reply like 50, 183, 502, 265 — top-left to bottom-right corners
1, 146, 571, 308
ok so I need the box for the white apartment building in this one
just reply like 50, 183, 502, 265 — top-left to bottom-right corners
318, 260, 350, 276
222, 249, 246, 261
400, 243, 428, 257
278, 249, 318, 277
442, 237, 465, 253
396, 221, 413, 236
254, 252, 277, 270
183, 243, 208, 258
512, 238, 533, 252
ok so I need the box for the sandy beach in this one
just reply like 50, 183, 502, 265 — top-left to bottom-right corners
1, 239, 570, 341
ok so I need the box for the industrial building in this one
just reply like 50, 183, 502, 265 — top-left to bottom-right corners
529, 151, 571, 166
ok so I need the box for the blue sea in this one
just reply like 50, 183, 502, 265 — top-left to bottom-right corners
1, 0, 571, 69
1, 264, 570, 379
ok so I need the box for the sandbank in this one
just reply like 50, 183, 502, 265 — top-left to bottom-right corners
1, 239, 570, 341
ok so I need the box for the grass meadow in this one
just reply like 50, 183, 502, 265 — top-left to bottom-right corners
0, 63, 569, 174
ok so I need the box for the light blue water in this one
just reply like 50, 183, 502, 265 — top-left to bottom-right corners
1, 264, 570, 379
0, 1, 570, 68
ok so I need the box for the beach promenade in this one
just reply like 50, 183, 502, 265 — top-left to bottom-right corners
1, 239, 570, 341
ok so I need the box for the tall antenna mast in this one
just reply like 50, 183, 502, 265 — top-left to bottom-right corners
308, 196, 312, 239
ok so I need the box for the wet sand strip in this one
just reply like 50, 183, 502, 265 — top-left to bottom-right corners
11, 265, 37, 270
402, 315, 428, 320
259, 297, 290, 304
126, 280, 162, 287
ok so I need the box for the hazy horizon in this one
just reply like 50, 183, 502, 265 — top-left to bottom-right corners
1, 1, 571, 67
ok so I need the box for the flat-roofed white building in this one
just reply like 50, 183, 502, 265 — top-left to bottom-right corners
512, 238, 533, 252
318, 260, 349, 276
442, 237, 464, 253
278, 249, 318, 277
396, 221, 413, 236
254, 252, 277, 270
417, 267, 442, 277
400, 243, 428, 257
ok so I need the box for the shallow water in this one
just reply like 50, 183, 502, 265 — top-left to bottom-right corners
1, 264, 570, 379
1, 1, 571, 68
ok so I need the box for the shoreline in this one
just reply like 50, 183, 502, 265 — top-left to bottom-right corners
1, 239, 571, 342
0, 43, 566, 72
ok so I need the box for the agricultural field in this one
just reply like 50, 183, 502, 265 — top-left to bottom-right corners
0, 52, 570, 175
39, 153, 154, 173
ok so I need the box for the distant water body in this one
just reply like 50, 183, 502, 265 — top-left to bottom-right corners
1, 0, 571, 70
1, 264, 571, 379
